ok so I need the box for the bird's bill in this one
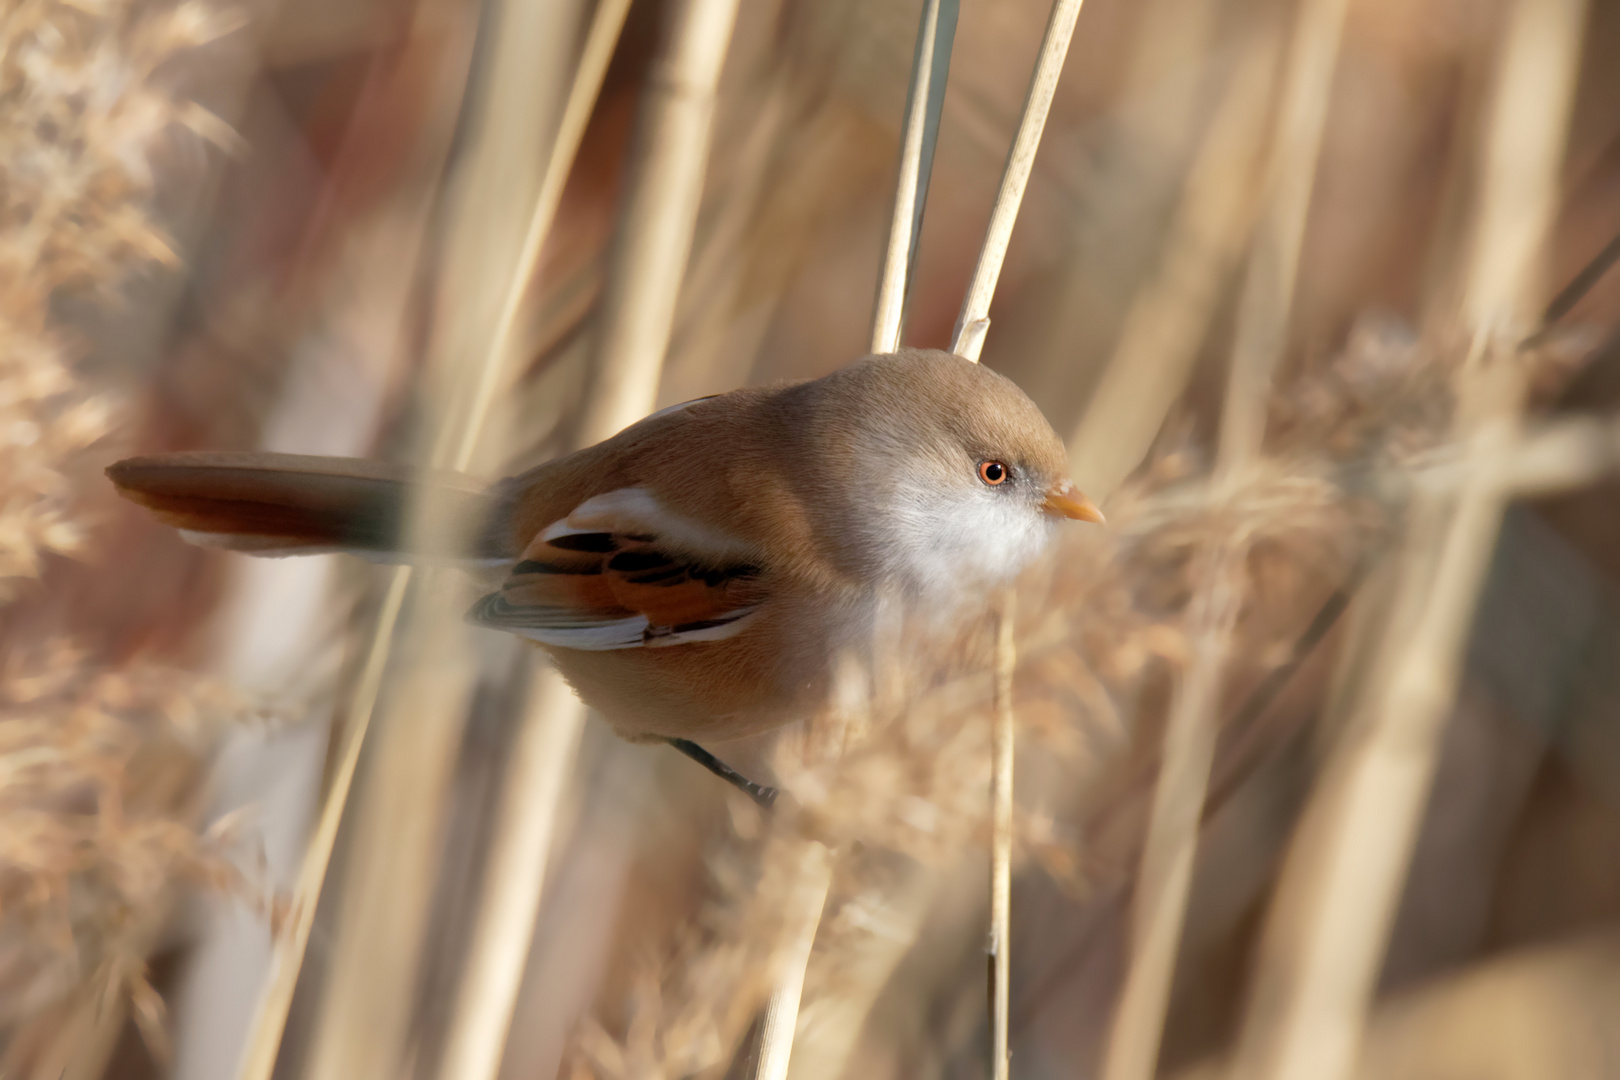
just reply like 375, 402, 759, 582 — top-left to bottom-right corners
1042, 481, 1105, 524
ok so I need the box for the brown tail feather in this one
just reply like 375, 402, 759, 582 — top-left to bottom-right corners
107, 452, 506, 561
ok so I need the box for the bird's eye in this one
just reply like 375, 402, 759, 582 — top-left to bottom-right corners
978, 460, 1010, 486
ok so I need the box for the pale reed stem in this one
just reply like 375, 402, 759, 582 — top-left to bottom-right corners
1066, 26, 1278, 500
447, 0, 633, 473
1100, 0, 1350, 1075
576, 0, 743, 445
754, 843, 834, 1080
1229, 0, 1588, 1076
760, 7, 958, 1072
234, 566, 409, 1080
432, 8, 632, 1080
871, 0, 952, 355
950, 0, 1088, 361
232, 13, 478, 1080
1099, 551, 1241, 1080
989, 592, 1016, 1080
1495, 413, 1620, 496
436, 673, 587, 1080
1233, 363, 1527, 1080
1217, 0, 1353, 472
443, 1, 740, 1073
242, 0, 585, 1076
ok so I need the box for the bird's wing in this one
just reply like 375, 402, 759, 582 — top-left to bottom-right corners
468, 487, 766, 651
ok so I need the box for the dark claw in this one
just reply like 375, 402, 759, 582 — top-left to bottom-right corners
666, 738, 778, 809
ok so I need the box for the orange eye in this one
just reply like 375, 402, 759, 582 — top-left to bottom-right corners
978, 460, 1009, 486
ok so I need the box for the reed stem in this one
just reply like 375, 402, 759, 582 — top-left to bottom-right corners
446, 0, 741, 1071
436, 674, 587, 1080
432, 9, 631, 1079
1229, 0, 1587, 1075
989, 592, 1016, 1080
1067, 26, 1279, 499
448, 0, 633, 473
871, 0, 957, 355
576, 0, 743, 445
950, 0, 1088, 361
1099, 0, 1349, 1074
251, 1, 585, 1077
754, 843, 834, 1080
234, 568, 408, 1080
1099, 550, 1241, 1080
1217, 0, 1353, 472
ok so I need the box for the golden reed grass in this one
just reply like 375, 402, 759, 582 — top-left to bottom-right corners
0, 1, 250, 1076
12, 0, 1620, 1079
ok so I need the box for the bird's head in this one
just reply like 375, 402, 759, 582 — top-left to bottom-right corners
802, 349, 1102, 600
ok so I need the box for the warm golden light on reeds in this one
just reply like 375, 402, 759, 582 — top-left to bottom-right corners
950, 0, 1088, 362
1101, 0, 1351, 1075
12, 0, 1620, 1078
1229, 3, 1590, 1078
434, 8, 631, 1080
870, 0, 954, 357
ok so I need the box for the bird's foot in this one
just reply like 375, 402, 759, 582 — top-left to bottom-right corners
666, 738, 778, 809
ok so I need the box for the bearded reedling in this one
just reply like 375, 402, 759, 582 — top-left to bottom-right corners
109, 349, 1102, 800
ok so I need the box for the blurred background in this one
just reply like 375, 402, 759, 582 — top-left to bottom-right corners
4, 0, 1620, 1076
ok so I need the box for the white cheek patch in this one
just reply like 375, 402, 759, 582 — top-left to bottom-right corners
878, 485, 1058, 600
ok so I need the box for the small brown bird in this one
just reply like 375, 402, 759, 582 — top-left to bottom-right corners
109, 349, 1101, 799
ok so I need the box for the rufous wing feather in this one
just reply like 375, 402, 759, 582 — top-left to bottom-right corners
107, 451, 503, 561
468, 487, 767, 651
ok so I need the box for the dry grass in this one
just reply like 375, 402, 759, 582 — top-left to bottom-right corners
10, 0, 1620, 1079
0, 644, 252, 1066
0, 2, 252, 1076
0, 0, 230, 594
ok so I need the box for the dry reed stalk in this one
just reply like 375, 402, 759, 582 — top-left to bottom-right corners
989, 593, 1016, 1080
236, 2, 583, 1080
750, 9, 964, 1074
1495, 414, 1620, 495
1216, 0, 1352, 469
435, 667, 585, 1080
754, 842, 834, 1080
778, 860, 940, 1080
1359, 413, 1620, 502
1230, 363, 1529, 1080
949, 0, 1088, 361
230, 8, 488, 1076
440, 1, 739, 1073
432, 9, 631, 1080
233, 567, 408, 1080
870, 0, 955, 355
576, 0, 743, 444
1099, 545, 1243, 1080
173, 77, 459, 1080
303, 616, 490, 1080
300, 1, 587, 1076
945, 1, 1094, 1065
445, 0, 633, 472
1066, 26, 1279, 500
1226, 0, 1588, 1076
1175, 931, 1620, 1080
1100, 0, 1349, 1074
0, 1, 254, 1073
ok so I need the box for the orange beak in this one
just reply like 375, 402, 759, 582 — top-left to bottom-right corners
1042, 480, 1105, 524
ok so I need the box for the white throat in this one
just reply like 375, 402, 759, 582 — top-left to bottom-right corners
873, 482, 1058, 603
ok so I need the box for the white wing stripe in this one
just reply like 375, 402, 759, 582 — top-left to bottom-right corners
505, 615, 650, 650
540, 487, 757, 563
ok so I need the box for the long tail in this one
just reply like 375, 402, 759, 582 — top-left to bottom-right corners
107, 451, 507, 562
